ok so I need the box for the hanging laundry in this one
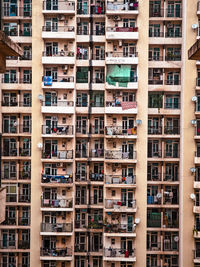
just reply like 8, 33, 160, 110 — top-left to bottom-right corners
121, 101, 137, 110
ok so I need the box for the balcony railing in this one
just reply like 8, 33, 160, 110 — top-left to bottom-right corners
147, 173, 162, 181
6, 194, 17, 202
42, 101, 74, 107
164, 173, 179, 182
164, 80, 181, 85
2, 171, 17, 180
41, 174, 73, 184
105, 199, 136, 209
164, 126, 180, 135
149, 32, 164, 38
107, 27, 138, 32
163, 240, 178, 251
149, 56, 163, 61
164, 150, 179, 158
18, 194, 31, 203
163, 195, 179, 205
149, 8, 164, 17
42, 51, 75, 57
75, 173, 87, 181
92, 54, 105, 60
41, 198, 73, 208
0, 240, 16, 249
105, 175, 136, 185
106, 51, 138, 58
75, 150, 88, 158
76, 125, 87, 134
148, 79, 163, 85
89, 197, 103, 205
147, 242, 161, 251
41, 222, 73, 232
4, 29, 32, 37
40, 247, 72, 257
2, 78, 32, 84
18, 217, 30, 226
75, 244, 87, 252
166, 8, 182, 18
2, 6, 32, 17
2, 218, 16, 225
105, 223, 136, 233
42, 150, 73, 159
43, 1, 75, 11
90, 126, 104, 135
89, 149, 104, 158
106, 126, 137, 136
105, 150, 137, 160
104, 248, 136, 258
3, 148, 17, 156
148, 126, 162, 135
19, 171, 31, 179
147, 195, 161, 205
148, 150, 162, 158
75, 197, 87, 205
107, 1, 138, 11
90, 173, 104, 181
42, 26, 74, 32
42, 125, 73, 135
194, 249, 200, 259
165, 31, 182, 38
147, 213, 161, 228
18, 240, 30, 249
2, 101, 32, 107
42, 75, 74, 83
164, 102, 180, 109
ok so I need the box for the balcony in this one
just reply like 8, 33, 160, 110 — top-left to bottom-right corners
42, 1, 75, 13
41, 174, 73, 184
75, 149, 88, 158
106, 52, 138, 65
104, 248, 136, 261
42, 26, 75, 39
40, 247, 72, 259
188, 39, 200, 61
147, 195, 161, 205
1, 218, 16, 225
147, 173, 162, 182
105, 199, 137, 211
163, 240, 179, 251
90, 173, 104, 182
19, 171, 31, 180
2, 148, 31, 157
42, 150, 73, 160
41, 101, 74, 114
105, 175, 136, 185
105, 101, 137, 114
90, 125, 104, 135
42, 125, 73, 136
42, 51, 75, 64
105, 150, 137, 160
194, 250, 200, 263
106, 1, 138, 15
149, 8, 164, 17
106, 27, 138, 40
104, 223, 136, 234
164, 126, 180, 135
2, 78, 32, 84
2, 6, 32, 17
106, 126, 137, 136
41, 198, 73, 209
147, 213, 161, 228
41, 222, 72, 233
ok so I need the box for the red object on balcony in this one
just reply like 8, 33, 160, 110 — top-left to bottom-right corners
116, 27, 137, 32
125, 251, 129, 257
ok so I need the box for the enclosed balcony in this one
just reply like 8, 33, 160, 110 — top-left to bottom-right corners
42, 26, 75, 39
104, 248, 136, 261
106, 0, 138, 15
41, 223, 73, 234
2, 124, 32, 135
42, 0, 75, 14
105, 101, 137, 114
104, 223, 136, 234
106, 27, 138, 40
2, 6, 32, 18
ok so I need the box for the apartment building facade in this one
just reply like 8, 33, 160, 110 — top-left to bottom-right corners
0, 0, 198, 267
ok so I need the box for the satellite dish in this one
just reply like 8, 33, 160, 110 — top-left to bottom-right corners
192, 24, 198, 29
135, 218, 140, 224
190, 193, 196, 200
38, 94, 43, 101
136, 119, 142, 125
37, 142, 43, 149
191, 119, 197, 125
190, 167, 196, 173
174, 236, 179, 242
156, 193, 162, 199
192, 96, 197, 102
